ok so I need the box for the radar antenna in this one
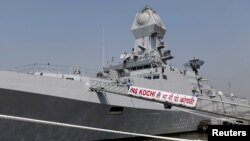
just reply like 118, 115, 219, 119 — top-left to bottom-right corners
184, 58, 204, 75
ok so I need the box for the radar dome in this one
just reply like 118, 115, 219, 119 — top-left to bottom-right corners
136, 12, 150, 26
217, 91, 224, 96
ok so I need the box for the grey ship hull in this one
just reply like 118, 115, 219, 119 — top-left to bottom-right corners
0, 88, 204, 141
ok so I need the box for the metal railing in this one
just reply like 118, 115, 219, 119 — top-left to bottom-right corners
195, 97, 250, 121
89, 80, 250, 123
90, 80, 128, 94
9, 63, 98, 77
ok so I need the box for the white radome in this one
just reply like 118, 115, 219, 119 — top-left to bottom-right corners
136, 12, 150, 26
217, 91, 224, 96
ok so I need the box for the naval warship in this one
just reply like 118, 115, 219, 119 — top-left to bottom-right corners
0, 6, 249, 141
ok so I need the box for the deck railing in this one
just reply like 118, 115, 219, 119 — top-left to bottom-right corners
9, 63, 98, 77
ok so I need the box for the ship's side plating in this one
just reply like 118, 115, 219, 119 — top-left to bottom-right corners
0, 71, 204, 141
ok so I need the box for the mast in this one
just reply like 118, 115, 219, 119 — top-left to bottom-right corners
130, 6, 173, 65
102, 27, 105, 68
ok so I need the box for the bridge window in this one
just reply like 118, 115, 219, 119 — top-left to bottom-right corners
153, 75, 159, 79
144, 65, 151, 69
137, 66, 143, 70
131, 67, 136, 71
144, 75, 152, 79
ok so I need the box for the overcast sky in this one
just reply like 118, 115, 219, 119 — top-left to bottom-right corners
0, 0, 250, 98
